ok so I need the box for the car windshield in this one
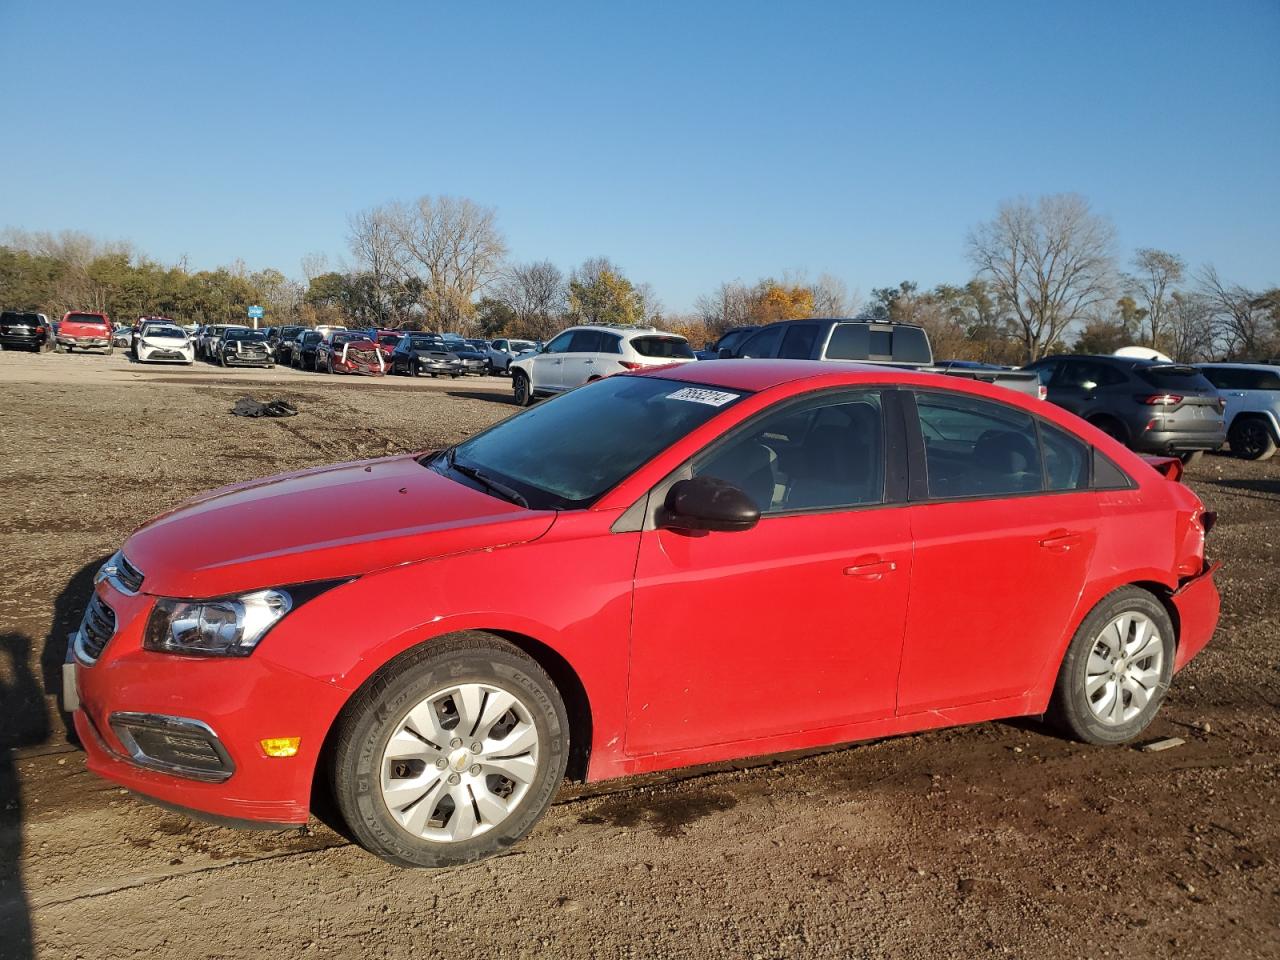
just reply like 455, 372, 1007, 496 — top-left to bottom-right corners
227, 330, 267, 341
467, 340, 487, 349
434, 376, 749, 510
144, 327, 185, 339
408, 337, 445, 350
510, 340, 535, 352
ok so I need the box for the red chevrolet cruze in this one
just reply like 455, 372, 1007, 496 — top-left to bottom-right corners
68, 361, 1220, 867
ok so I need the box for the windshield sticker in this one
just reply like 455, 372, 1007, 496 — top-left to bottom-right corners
666, 387, 740, 407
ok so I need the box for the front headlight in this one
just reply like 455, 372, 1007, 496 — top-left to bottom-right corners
144, 589, 292, 657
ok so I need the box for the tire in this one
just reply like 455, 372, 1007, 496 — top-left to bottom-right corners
104, 345, 113, 356
1228, 416, 1278, 462
331, 633, 569, 868
1048, 586, 1175, 745
413, 367, 424, 378
1088, 415, 1128, 445
512, 371, 533, 407
1177, 451, 1203, 467
220, 354, 228, 367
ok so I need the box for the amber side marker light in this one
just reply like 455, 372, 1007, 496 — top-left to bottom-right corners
260, 737, 301, 757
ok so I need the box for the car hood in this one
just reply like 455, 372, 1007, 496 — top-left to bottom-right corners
123, 455, 557, 597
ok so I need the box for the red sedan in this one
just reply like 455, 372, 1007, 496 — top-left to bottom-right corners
68, 361, 1220, 867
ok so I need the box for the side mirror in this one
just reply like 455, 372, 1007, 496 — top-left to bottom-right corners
717, 347, 733, 359
660, 476, 760, 533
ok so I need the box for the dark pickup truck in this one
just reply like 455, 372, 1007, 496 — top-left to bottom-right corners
720, 318, 1045, 399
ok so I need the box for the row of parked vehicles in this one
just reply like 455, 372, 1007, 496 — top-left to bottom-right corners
508, 317, 1280, 463
5, 307, 1277, 462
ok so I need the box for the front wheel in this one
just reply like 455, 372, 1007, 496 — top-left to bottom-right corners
512, 371, 533, 406
331, 634, 569, 868
1048, 586, 1174, 745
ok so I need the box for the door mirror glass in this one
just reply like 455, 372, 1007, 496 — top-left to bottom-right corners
718, 347, 734, 359
660, 476, 760, 533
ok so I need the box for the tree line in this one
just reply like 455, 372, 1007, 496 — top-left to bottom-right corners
2, 193, 1276, 362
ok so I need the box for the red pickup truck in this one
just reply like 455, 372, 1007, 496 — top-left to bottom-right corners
58, 311, 114, 354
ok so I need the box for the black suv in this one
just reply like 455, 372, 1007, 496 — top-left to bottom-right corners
0, 311, 53, 352
1024, 355, 1226, 460
291, 330, 324, 371
269, 325, 304, 364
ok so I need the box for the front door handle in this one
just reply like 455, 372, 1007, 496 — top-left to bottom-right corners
844, 556, 897, 580
1038, 530, 1082, 551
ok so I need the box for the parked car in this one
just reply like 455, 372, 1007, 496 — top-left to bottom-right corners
198, 324, 249, 361
217, 328, 274, 368
0, 310, 53, 352
131, 317, 180, 359
695, 325, 760, 360
134, 324, 195, 365
509, 325, 696, 405
485, 338, 538, 374
374, 331, 403, 361
1025, 355, 1226, 462
1196, 362, 1280, 461
112, 327, 135, 349
314, 325, 348, 339
725, 318, 1044, 398
268, 326, 304, 364
439, 338, 488, 375
68, 360, 1220, 868
317, 332, 385, 376
57, 311, 113, 354
291, 330, 324, 371
388, 334, 465, 377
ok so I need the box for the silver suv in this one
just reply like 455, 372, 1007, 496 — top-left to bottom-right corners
1196, 362, 1280, 461
509, 325, 696, 406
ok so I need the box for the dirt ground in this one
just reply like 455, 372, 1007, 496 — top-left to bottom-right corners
1, 349, 1277, 960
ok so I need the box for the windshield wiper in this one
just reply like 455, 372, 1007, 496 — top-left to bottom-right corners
447, 448, 529, 508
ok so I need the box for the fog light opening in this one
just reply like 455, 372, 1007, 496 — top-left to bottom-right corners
260, 736, 301, 758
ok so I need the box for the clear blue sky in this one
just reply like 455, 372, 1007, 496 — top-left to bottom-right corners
1, 0, 1277, 310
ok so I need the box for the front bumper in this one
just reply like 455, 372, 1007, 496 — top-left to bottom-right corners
68, 580, 347, 825
138, 345, 194, 363
459, 359, 486, 374
418, 359, 464, 374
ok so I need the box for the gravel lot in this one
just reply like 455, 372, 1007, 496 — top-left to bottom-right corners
1, 349, 1277, 960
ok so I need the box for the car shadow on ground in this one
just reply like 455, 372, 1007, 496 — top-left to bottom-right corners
0, 632, 46, 960
1198, 475, 1280, 500
38, 556, 108, 747
446, 390, 517, 406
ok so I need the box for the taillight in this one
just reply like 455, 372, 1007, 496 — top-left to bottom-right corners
618, 361, 643, 370
1140, 394, 1183, 405
1037, 385, 1048, 401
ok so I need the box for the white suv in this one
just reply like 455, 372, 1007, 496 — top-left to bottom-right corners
509, 325, 696, 405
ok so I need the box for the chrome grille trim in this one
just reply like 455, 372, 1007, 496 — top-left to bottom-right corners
74, 594, 117, 664
116, 553, 145, 593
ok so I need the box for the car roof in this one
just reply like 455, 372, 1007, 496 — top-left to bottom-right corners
1198, 361, 1280, 370
628, 358, 949, 392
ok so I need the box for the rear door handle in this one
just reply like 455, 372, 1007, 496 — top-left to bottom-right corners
844, 556, 897, 580
1038, 530, 1082, 551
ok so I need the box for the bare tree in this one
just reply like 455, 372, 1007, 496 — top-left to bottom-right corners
390, 196, 507, 333
1125, 248, 1185, 349
1165, 291, 1216, 362
347, 205, 405, 326
300, 251, 330, 283
1197, 265, 1275, 359
494, 260, 565, 339
695, 281, 757, 334
809, 273, 850, 317
967, 194, 1116, 362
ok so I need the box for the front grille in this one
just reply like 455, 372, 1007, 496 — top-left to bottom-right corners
238, 346, 268, 358
77, 594, 117, 663
117, 553, 145, 593
349, 348, 378, 365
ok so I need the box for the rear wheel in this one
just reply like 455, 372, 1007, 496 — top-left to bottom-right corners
1088, 415, 1128, 445
1177, 451, 1203, 467
1049, 586, 1174, 745
1228, 416, 1278, 462
513, 371, 533, 406
104, 345, 113, 356
331, 634, 569, 868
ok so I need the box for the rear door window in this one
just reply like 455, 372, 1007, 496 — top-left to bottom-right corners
915, 392, 1044, 499
567, 330, 604, 353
